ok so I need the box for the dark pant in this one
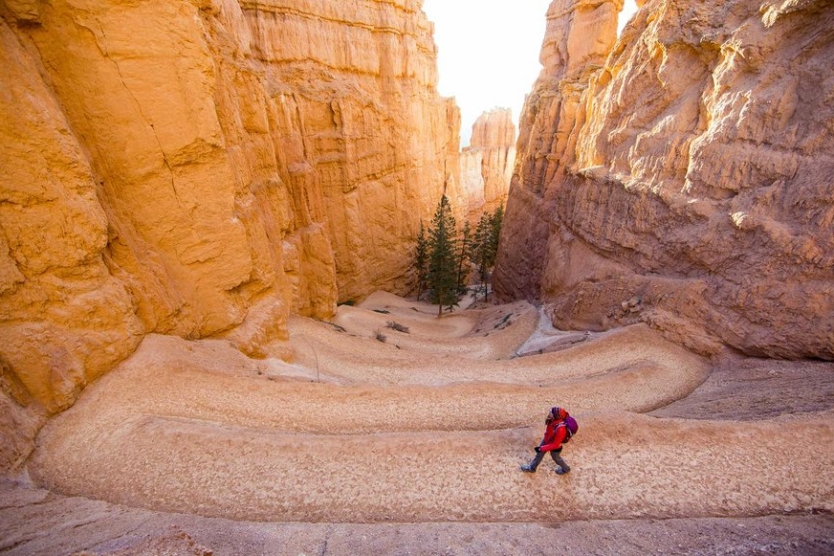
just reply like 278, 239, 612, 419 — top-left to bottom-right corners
527, 448, 569, 472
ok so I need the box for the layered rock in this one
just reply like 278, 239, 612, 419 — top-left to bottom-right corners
242, 0, 464, 301
460, 109, 516, 222
494, 0, 834, 359
0, 0, 460, 471
0, 15, 144, 461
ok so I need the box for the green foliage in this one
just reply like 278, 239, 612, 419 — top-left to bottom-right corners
427, 195, 459, 316
414, 220, 429, 300
457, 219, 471, 295
469, 203, 504, 301
490, 202, 504, 259
412, 198, 504, 313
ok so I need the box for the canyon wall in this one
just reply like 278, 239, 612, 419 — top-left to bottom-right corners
242, 0, 466, 301
460, 109, 515, 223
494, 0, 834, 359
0, 0, 461, 471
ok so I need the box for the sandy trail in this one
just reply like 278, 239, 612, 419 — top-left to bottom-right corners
25, 295, 834, 525
2, 481, 832, 556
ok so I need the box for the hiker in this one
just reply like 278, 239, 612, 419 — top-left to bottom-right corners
520, 406, 572, 475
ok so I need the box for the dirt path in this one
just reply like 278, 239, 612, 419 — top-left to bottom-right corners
4, 294, 834, 553
2, 478, 833, 556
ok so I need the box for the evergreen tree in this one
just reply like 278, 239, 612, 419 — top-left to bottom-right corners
456, 220, 471, 295
489, 202, 504, 261
470, 212, 495, 301
469, 203, 505, 302
427, 195, 459, 316
414, 220, 429, 300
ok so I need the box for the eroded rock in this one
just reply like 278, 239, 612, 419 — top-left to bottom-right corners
0, 0, 466, 470
495, 0, 834, 359
460, 108, 516, 222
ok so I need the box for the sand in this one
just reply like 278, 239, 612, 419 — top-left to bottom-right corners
2, 293, 834, 554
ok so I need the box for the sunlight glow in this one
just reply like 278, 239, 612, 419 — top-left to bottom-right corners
422, 0, 639, 145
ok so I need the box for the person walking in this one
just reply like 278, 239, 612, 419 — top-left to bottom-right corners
521, 406, 572, 475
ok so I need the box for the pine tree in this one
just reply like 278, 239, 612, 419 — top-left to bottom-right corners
456, 220, 471, 295
470, 212, 495, 301
427, 195, 459, 316
469, 203, 505, 302
414, 221, 429, 300
489, 202, 504, 261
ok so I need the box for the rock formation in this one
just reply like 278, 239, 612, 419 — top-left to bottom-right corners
243, 0, 468, 301
459, 108, 516, 222
494, 0, 834, 359
0, 0, 464, 471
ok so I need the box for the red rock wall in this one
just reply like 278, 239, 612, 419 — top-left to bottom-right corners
494, 0, 834, 359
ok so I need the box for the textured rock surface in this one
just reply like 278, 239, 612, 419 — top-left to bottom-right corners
460, 109, 515, 222
495, 0, 834, 359
0, 17, 144, 422
18, 296, 834, 525
243, 0, 466, 301
0, 0, 462, 471
3, 478, 833, 555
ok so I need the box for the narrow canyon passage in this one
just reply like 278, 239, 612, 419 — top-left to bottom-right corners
2, 0, 832, 552
25, 294, 834, 523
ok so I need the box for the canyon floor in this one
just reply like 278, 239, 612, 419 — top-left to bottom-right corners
2, 292, 834, 555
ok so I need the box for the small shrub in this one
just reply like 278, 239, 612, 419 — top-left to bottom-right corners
373, 309, 391, 314
375, 332, 387, 342
386, 321, 410, 333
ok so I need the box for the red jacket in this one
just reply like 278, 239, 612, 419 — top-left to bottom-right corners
538, 419, 568, 452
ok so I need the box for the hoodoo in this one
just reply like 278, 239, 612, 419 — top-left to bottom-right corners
460, 108, 516, 222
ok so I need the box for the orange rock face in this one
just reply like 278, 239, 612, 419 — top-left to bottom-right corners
0, 0, 464, 469
0, 18, 144, 414
494, 0, 834, 359
460, 109, 515, 222
243, 0, 466, 301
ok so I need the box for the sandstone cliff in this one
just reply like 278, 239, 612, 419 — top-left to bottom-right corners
243, 0, 467, 301
494, 0, 834, 359
460, 108, 515, 223
0, 0, 462, 471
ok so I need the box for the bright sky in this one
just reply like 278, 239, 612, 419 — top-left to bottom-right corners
421, 0, 639, 145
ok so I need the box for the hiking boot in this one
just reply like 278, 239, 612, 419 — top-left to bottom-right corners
520, 464, 536, 473
555, 467, 570, 475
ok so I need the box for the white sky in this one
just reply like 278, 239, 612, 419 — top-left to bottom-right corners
421, 0, 639, 145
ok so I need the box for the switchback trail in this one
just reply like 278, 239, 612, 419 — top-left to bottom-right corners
24, 293, 834, 525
